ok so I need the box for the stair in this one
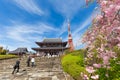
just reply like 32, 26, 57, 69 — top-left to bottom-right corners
0, 56, 74, 80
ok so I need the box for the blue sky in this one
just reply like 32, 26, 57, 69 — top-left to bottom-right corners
0, 0, 98, 51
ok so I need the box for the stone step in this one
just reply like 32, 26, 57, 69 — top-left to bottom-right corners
0, 57, 74, 80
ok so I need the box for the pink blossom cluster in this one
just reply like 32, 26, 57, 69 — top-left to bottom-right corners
81, 72, 89, 80
82, 0, 120, 79
83, 74, 89, 80
93, 63, 101, 68
86, 66, 96, 73
97, 47, 116, 66
91, 75, 99, 80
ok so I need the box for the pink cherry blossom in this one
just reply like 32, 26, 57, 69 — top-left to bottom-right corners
83, 74, 89, 80
93, 63, 101, 68
103, 56, 110, 65
91, 75, 99, 80
101, 1, 108, 7
117, 27, 120, 30
115, 5, 120, 10
117, 43, 120, 47
117, 37, 120, 41
96, 15, 103, 21
115, 0, 120, 5
86, 66, 95, 73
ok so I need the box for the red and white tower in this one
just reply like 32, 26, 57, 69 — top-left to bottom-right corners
68, 21, 74, 51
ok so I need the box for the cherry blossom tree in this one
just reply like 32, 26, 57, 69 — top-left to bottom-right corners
82, 0, 120, 79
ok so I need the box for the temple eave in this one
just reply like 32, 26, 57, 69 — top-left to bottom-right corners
32, 47, 68, 51
36, 41, 67, 46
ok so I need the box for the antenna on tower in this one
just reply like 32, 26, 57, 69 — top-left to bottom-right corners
67, 19, 71, 35
67, 19, 70, 27
67, 18, 70, 23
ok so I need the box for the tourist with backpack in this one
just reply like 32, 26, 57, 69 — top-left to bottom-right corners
12, 58, 21, 74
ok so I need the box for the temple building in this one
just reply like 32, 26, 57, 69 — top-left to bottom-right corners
9, 47, 28, 55
32, 38, 68, 56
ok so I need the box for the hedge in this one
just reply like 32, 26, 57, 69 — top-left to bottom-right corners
0, 55, 18, 60
61, 50, 85, 80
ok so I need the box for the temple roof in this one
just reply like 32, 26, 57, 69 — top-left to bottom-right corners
43, 38, 62, 43
9, 47, 28, 54
36, 41, 67, 46
32, 47, 69, 51
35, 38, 67, 47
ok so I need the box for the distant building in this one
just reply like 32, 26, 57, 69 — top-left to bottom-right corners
32, 38, 68, 56
9, 48, 28, 55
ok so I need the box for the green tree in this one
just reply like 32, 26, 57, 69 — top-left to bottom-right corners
0, 46, 7, 55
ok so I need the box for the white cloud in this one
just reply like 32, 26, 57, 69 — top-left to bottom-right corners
49, 0, 85, 18
71, 9, 99, 49
5, 22, 58, 42
0, 43, 14, 50
13, 0, 43, 15
73, 16, 92, 37
58, 20, 68, 36
0, 22, 60, 51
0, 42, 32, 51
73, 8, 100, 36
0, 34, 2, 39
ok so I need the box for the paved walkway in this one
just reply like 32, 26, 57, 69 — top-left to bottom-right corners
0, 56, 74, 80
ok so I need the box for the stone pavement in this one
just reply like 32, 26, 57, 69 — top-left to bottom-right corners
0, 56, 74, 80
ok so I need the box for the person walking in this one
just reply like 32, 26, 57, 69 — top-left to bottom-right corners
12, 58, 21, 74
26, 56, 31, 67
31, 57, 35, 67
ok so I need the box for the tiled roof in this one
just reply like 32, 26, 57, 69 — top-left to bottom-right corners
43, 38, 62, 43
32, 47, 69, 51
9, 48, 28, 53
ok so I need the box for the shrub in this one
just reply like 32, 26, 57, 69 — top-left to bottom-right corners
0, 54, 18, 60
61, 50, 85, 80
